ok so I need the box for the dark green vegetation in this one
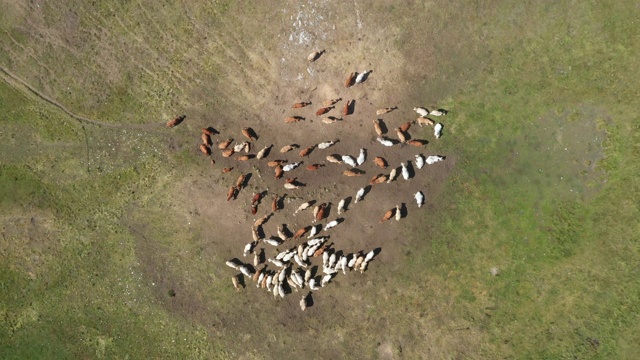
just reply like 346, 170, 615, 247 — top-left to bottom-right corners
1, 1, 639, 359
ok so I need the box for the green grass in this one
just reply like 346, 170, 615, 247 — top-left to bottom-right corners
1, 0, 639, 359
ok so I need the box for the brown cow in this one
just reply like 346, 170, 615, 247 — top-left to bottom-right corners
199, 144, 211, 156
235, 155, 253, 161
374, 157, 388, 168
222, 167, 233, 173
299, 145, 314, 157
376, 107, 396, 116
315, 204, 326, 222
226, 186, 237, 201
202, 133, 212, 146
315, 107, 332, 116
326, 154, 342, 163
251, 205, 258, 215
218, 138, 233, 150
222, 149, 235, 157
373, 119, 384, 136
395, 128, 407, 143
306, 164, 324, 171
202, 127, 216, 136
285, 116, 304, 123
399, 121, 413, 133
370, 174, 388, 185
406, 139, 427, 146
343, 169, 363, 177
268, 160, 288, 167
254, 213, 271, 227
380, 208, 395, 223
343, 100, 352, 116
166, 115, 185, 128
415, 117, 435, 127
236, 174, 246, 189
242, 127, 257, 141
211, 159, 216, 166
280, 144, 299, 153
251, 193, 262, 205
271, 195, 280, 212
345, 72, 356, 87
322, 98, 341, 106
285, 177, 297, 184
292, 102, 311, 108
293, 226, 309, 240
274, 165, 284, 179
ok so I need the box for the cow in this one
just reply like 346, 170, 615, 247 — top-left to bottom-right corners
355, 187, 366, 203
401, 162, 410, 180
343, 169, 363, 177
315, 203, 326, 222
343, 100, 352, 116
322, 117, 341, 124
284, 183, 300, 190
306, 164, 324, 171
299, 145, 314, 157
415, 154, 425, 169
199, 144, 211, 155
218, 138, 233, 149
221, 149, 235, 157
222, 167, 234, 173
322, 98, 341, 106
395, 205, 402, 221
342, 155, 357, 167
256, 145, 271, 160
399, 121, 413, 133
294, 201, 313, 215
236, 174, 247, 189
387, 168, 398, 183
202, 127, 216, 136
380, 208, 395, 223
317, 140, 337, 149
242, 127, 257, 141
376, 107, 396, 116
395, 128, 407, 143
426, 155, 445, 164
268, 160, 288, 167
413, 107, 429, 117
374, 157, 388, 168
429, 109, 448, 116
324, 220, 339, 231
415, 191, 424, 208
226, 186, 237, 201
357, 148, 366, 166
308, 50, 324, 62
292, 101, 311, 108
274, 165, 284, 179
316, 107, 333, 116
337, 198, 346, 215
376, 137, 394, 147
355, 70, 370, 84
251, 205, 258, 215
282, 162, 301, 172
406, 139, 427, 147
235, 155, 252, 161
285, 116, 304, 123
326, 155, 343, 163
166, 115, 185, 128
232, 275, 241, 291
373, 119, 384, 136
254, 213, 271, 227
345, 72, 356, 87
415, 117, 435, 127
280, 144, 299, 153
202, 133, 212, 146
434, 123, 443, 139
293, 226, 309, 240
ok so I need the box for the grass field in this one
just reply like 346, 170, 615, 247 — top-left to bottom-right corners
1, 1, 639, 359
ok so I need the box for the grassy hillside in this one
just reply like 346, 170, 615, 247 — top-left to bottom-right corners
1, 0, 639, 358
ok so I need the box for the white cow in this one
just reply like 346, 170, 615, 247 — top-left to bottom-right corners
324, 220, 339, 231
415, 154, 425, 169
342, 155, 357, 167
426, 155, 444, 165
355, 187, 366, 203
401, 162, 410, 180
387, 168, 398, 183
283, 162, 301, 172
337, 198, 346, 215
309, 278, 319, 290
434, 123, 443, 139
395, 205, 402, 221
355, 70, 370, 84
318, 140, 336, 149
357, 148, 366, 166
413, 107, 429, 117
415, 191, 424, 208
376, 137, 394, 147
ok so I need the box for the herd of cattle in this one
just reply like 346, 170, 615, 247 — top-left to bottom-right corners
167, 49, 448, 310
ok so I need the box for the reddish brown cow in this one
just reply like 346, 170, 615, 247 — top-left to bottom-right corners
166, 115, 185, 128
199, 144, 211, 156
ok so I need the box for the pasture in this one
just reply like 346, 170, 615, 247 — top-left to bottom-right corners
1, 1, 639, 359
